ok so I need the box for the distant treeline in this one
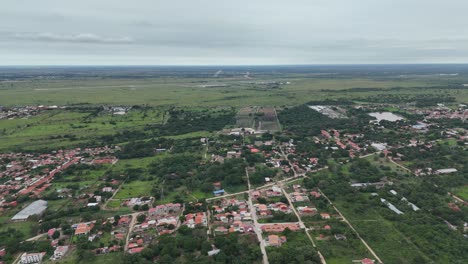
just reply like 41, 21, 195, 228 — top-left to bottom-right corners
359, 94, 456, 107
278, 104, 371, 136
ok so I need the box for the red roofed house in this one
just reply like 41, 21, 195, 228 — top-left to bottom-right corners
128, 247, 144, 254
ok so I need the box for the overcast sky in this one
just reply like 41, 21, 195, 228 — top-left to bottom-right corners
1, 0, 468, 65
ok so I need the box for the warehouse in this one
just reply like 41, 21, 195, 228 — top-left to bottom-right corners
11, 200, 48, 222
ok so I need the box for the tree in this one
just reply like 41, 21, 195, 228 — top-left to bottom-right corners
137, 214, 146, 223
52, 230, 60, 239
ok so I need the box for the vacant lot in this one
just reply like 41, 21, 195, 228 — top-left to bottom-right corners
114, 180, 155, 199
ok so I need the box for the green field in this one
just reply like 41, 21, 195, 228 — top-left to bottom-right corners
113, 180, 155, 199
453, 185, 468, 200
2, 76, 464, 108
0, 108, 164, 151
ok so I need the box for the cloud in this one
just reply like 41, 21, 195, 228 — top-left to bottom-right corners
12, 32, 134, 44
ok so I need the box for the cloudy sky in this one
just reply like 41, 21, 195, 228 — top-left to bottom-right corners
1, 0, 468, 65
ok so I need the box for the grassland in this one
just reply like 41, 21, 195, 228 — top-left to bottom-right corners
2, 75, 466, 108
0, 108, 164, 151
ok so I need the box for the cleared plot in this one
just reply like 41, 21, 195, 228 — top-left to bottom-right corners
311, 221, 373, 264
114, 180, 155, 199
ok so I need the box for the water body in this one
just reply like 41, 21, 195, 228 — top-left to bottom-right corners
369, 112, 403, 122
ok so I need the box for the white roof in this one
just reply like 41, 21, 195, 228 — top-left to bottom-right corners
436, 168, 457, 174
12, 200, 48, 221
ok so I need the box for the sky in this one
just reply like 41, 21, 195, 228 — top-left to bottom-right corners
1, 0, 468, 65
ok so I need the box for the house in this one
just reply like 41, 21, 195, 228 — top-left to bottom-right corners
310, 191, 321, 198
334, 234, 347, 240
361, 258, 375, 264
320, 213, 330, 219
267, 234, 287, 247
102, 187, 114, 193
47, 228, 56, 238
118, 216, 131, 226
128, 247, 144, 254
51, 246, 69, 260
149, 203, 182, 216
20, 252, 46, 264
74, 222, 93, 236
261, 223, 300, 233
297, 206, 317, 215
251, 191, 261, 199
214, 226, 229, 235
185, 212, 207, 228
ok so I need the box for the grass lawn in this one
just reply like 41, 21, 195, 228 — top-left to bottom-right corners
452, 185, 468, 200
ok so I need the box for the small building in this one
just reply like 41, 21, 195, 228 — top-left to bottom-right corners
267, 234, 287, 247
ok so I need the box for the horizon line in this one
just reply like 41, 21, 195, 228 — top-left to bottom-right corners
1, 63, 468, 67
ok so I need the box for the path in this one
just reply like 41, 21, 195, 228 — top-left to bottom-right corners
25, 232, 47, 242
280, 185, 327, 264
388, 158, 411, 173
102, 182, 124, 210
124, 212, 140, 251
246, 167, 269, 264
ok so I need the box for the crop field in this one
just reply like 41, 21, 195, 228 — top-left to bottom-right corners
257, 107, 281, 131
236, 106, 256, 128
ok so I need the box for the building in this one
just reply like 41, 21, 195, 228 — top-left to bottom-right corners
74, 222, 93, 236
51, 246, 69, 260
20, 252, 46, 264
261, 223, 300, 233
11, 200, 48, 222
267, 234, 287, 247
435, 168, 458, 174
148, 203, 181, 216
